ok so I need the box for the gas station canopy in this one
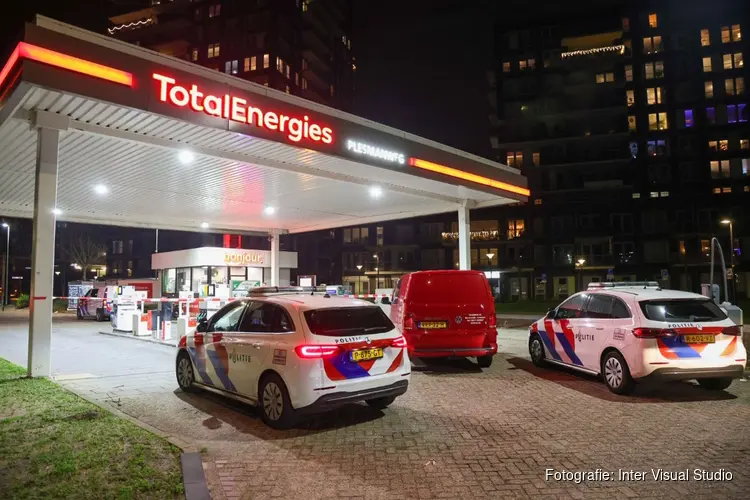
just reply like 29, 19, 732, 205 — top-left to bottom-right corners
0, 17, 528, 235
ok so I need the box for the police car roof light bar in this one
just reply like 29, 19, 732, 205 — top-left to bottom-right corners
587, 281, 661, 290
248, 286, 331, 296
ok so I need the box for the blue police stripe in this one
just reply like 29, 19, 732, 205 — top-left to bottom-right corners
330, 352, 371, 379
187, 347, 214, 385
537, 330, 563, 361
205, 350, 237, 392
555, 332, 583, 366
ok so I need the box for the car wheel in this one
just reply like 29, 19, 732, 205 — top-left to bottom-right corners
259, 374, 297, 430
95, 309, 104, 322
176, 351, 196, 392
529, 335, 546, 367
477, 355, 493, 368
366, 395, 396, 410
601, 351, 635, 395
697, 377, 733, 391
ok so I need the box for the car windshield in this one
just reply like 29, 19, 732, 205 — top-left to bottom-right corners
639, 299, 728, 322
304, 306, 394, 336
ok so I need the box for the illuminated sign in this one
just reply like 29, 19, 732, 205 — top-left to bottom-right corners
409, 157, 531, 197
153, 73, 333, 144
224, 251, 265, 265
346, 139, 405, 164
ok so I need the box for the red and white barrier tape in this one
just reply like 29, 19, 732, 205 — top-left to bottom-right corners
54, 294, 390, 303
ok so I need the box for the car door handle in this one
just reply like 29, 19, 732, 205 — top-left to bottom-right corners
252, 342, 264, 349
595, 327, 605, 330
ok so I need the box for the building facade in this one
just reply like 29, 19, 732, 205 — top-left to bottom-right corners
107, 0, 355, 110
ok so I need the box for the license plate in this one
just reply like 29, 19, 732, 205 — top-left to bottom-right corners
350, 348, 384, 362
418, 321, 448, 329
683, 335, 715, 344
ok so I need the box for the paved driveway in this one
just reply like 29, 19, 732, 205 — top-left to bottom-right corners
1, 311, 749, 499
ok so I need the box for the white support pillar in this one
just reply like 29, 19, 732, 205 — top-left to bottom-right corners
270, 230, 280, 286
28, 125, 61, 377
458, 202, 471, 271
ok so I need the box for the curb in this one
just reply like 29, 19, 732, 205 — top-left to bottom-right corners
54, 381, 210, 499
98, 329, 178, 348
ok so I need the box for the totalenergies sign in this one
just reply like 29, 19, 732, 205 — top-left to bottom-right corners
153, 73, 334, 145
224, 251, 265, 265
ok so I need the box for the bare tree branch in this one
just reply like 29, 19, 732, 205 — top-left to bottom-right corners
61, 235, 107, 275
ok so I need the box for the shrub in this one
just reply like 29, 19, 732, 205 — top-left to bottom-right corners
15, 293, 30, 309
53, 298, 69, 313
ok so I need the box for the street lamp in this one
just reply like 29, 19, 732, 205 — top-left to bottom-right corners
2, 222, 8, 311
575, 258, 586, 292
485, 253, 496, 296
720, 219, 735, 303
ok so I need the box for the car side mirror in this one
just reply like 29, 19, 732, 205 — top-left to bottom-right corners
380, 297, 391, 305
196, 319, 208, 333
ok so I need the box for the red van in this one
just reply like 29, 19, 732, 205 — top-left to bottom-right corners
390, 270, 498, 367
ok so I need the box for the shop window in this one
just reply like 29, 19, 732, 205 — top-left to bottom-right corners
192, 267, 208, 295
507, 219, 525, 239
625, 65, 633, 82
626, 90, 635, 106
648, 13, 658, 28
207, 43, 220, 58
648, 112, 668, 131
628, 115, 637, 132
725, 77, 744, 95
506, 151, 523, 167
705, 81, 714, 98
643, 36, 662, 54
701, 29, 710, 47
702, 57, 712, 72
208, 4, 221, 17
502, 61, 511, 72
646, 87, 664, 105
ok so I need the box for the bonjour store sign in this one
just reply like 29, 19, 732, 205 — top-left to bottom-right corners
223, 250, 265, 266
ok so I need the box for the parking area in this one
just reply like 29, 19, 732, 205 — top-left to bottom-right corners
1, 311, 749, 500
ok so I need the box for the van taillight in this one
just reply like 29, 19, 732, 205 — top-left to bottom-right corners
403, 313, 416, 331
294, 345, 341, 358
488, 313, 497, 328
391, 336, 407, 347
632, 328, 676, 339
722, 325, 741, 336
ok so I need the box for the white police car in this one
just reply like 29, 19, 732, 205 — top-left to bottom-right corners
528, 282, 745, 394
175, 287, 410, 428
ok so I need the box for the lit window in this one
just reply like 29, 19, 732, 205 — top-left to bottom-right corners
622, 17, 630, 32
734, 53, 743, 68
628, 115, 637, 131
728, 105, 738, 124
528, 58, 536, 69
660, 191, 669, 197
285, 85, 290, 94
626, 90, 635, 106
709, 140, 718, 151
295, 72, 299, 85
302, 0, 309, 12
743, 159, 750, 175
679, 240, 686, 255
251, 56, 257, 71
507, 219, 525, 239
732, 24, 742, 42
506, 151, 524, 167
701, 29, 710, 46
648, 13, 658, 28
722, 53, 743, 70
721, 26, 731, 43
596, 73, 605, 84
741, 139, 749, 150
263, 54, 270, 68
720, 139, 729, 151
276, 57, 284, 72
712, 160, 730, 177
301, 77, 308, 90
632, 193, 641, 199
684, 109, 694, 128
209, 4, 221, 17
643, 36, 662, 53
725, 77, 744, 95
207, 43, 220, 58
646, 87, 664, 105
534, 199, 543, 205
503, 61, 511, 72
722, 187, 732, 193
625, 65, 633, 82
703, 57, 712, 72
713, 187, 721, 194
705, 81, 714, 98
605, 72, 615, 82
745, 186, 750, 192
647, 139, 667, 156
330, 85, 335, 97
644, 61, 664, 79
648, 112, 668, 131
650, 191, 659, 198
225, 59, 238, 75
706, 106, 716, 124
286, 65, 291, 79
192, 49, 198, 61
301, 58, 308, 70
244, 57, 250, 72
519, 60, 527, 70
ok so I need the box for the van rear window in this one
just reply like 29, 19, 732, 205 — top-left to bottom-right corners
639, 299, 727, 323
304, 307, 394, 337
408, 274, 490, 303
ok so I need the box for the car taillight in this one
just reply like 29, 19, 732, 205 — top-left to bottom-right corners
722, 325, 742, 336
403, 313, 416, 331
294, 345, 341, 358
632, 327, 676, 339
391, 336, 407, 348
178, 336, 187, 349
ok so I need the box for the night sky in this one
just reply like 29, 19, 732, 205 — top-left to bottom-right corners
2, 0, 496, 158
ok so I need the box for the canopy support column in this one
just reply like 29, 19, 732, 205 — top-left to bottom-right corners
458, 202, 472, 271
270, 230, 280, 286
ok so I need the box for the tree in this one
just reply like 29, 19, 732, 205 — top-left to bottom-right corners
62, 234, 107, 280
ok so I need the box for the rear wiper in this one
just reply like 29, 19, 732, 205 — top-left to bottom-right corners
363, 327, 389, 333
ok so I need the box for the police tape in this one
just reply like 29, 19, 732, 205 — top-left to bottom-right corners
53, 294, 390, 303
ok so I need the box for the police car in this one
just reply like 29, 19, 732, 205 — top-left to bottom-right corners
528, 282, 745, 395
175, 287, 410, 428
